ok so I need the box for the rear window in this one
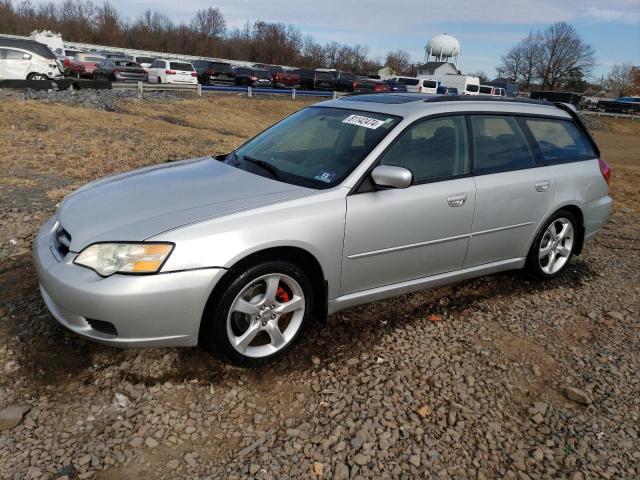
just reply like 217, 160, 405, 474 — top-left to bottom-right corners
136, 57, 155, 64
524, 118, 595, 163
471, 115, 535, 174
466, 84, 479, 92
421, 80, 437, 88
398, 78, 419, 86
252, 69, 270, 78
170, 62, 194, 71
83, 56, 104, 62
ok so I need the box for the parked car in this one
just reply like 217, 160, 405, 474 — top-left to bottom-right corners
33, 96, 611, 367
132, 55, 155, 71
332, 71, 358, 92
354, 78, 392, 93
262, 65, 300, 89
384, 79, 408, 92
436, 86, 459, 95
294, 69, 335, 90
93, 59, 147, 82
233, 67, 272, 87
192, 60, 235, 85
0, 38, 63, 80
147, 59, 198, 84
390, 76, 439, 94
596, 97, 640, 114
64, 53, 105, 78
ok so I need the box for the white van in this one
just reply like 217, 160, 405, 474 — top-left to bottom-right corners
479, 85, 507, 96
0, 38, 63, 80
426, 75, 480, 95
390, 76, 440, 94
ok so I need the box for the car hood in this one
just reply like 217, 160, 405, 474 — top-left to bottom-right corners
58, 157, 314, 251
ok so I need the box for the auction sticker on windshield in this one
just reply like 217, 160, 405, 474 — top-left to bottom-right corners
342, 114, 385, 129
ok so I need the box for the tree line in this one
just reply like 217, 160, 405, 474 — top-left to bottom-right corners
0, 0, 407, 73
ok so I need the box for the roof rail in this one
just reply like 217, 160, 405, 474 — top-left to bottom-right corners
423, 95, 555, 106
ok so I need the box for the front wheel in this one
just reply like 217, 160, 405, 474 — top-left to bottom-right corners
201, 261, 314, 367
27, 73, 47, 81
525, 210, 577, 278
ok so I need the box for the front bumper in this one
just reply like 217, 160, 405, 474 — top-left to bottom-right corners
32, 217, 223, 347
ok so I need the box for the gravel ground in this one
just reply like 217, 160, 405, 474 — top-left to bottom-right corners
0, 93, 639, 479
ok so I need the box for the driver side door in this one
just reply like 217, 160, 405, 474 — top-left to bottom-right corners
341, 115, 476, 295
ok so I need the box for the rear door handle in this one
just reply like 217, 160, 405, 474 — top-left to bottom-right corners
535, 181, 551, 192
447, 193, 468, 207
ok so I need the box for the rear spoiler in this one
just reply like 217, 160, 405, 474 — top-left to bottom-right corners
553, 102, 601, 158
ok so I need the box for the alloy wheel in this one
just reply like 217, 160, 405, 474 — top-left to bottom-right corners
539, 218, 574, 274
226, 273, 305, 358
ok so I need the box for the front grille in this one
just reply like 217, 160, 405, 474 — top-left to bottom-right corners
86, 319, 118, 336
52, 224, 72, 259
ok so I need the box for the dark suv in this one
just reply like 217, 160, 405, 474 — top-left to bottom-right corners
332, 71, 358, 92
192, 60, 235, 85
233, 67, 272, 87
294, 69, 335, 90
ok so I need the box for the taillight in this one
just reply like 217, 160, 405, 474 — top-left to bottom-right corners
112, 69, 119, 74
352, 81, 357, 90
165, 70, 176, 75
419, 85, 423, 93
191, 72, 198, 77
64, 58, 71, 66
598, 158, 611, 185
206, 69, 214, 74
250, 76, 258, 81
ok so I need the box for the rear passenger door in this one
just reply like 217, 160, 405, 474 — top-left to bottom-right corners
342, 115, 476, 294
463, 114, 556, 268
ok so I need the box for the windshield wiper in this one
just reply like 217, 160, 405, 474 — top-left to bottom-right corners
241, 155, 282, 181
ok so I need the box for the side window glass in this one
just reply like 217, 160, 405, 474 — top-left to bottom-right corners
524, 118, 595, 163
380, 115, 469, 183
471, 115, 535, 174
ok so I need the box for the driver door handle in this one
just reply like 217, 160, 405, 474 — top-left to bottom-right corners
447, 193, 468, 207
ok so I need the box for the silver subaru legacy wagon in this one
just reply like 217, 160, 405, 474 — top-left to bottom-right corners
33, 94, 612, 367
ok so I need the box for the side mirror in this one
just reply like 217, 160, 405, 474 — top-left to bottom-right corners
371, 165, 412, 189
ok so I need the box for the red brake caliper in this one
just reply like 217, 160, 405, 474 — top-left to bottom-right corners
276, 286, 290, 303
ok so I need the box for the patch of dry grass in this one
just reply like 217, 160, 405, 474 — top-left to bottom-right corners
0, 95, 316, 183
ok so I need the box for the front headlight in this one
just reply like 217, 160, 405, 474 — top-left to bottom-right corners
74, 242, 174, 277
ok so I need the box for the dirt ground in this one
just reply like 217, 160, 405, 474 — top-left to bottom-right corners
0, 93, 639, 479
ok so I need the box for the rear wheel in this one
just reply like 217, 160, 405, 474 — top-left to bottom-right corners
201, 260, 314, 367
525, 210, 577, 278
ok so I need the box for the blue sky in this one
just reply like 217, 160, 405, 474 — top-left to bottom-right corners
50, 0, 640, 78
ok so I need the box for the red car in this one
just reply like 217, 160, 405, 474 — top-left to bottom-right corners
354, 78, 392, 93
64, 53, 105, 79
254, 64, 301, 88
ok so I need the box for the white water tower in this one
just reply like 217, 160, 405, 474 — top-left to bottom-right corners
425, 33, 460, 64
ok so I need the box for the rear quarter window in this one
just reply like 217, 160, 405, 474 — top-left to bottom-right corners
524, 118, 596, 163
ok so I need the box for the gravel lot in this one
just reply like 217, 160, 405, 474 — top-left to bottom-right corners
1, 91, 639, 479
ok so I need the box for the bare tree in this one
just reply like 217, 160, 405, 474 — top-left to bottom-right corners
191, 7, 225, 39
497, 31, 543, 89
537, 22, 595, 90
385, 49, 410, 75
605, 63, 637, 97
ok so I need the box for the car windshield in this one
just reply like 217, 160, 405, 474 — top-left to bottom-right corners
228, 106, 401, 189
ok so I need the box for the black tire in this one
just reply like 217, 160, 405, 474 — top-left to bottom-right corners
27, 73, 47, 81
525, 209, 578, 279
200, 260, 314, 367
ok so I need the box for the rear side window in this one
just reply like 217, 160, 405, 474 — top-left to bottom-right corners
421, 80, 437, 88
471, 115, 535, 174
170, 62, 193, 71
399, 78, 419, 86
381, 115, 469, 183
523, 118, 595, 163
5, 49, 28, 59
466, 84, 479, 92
